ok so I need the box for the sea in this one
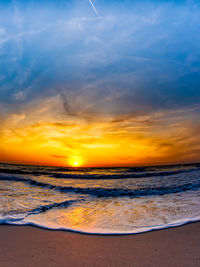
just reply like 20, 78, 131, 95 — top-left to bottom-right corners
0, 162, 200, 234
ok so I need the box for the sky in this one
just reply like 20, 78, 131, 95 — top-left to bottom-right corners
0, 0, 200, 167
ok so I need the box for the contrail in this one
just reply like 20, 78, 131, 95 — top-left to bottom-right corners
88, 0, 99, 17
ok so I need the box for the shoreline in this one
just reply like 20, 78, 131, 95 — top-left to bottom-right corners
0, 221, 200, 267
1, 216, 200, 235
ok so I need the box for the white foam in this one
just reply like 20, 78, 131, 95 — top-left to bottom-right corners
2, 214, 200, 235
1, 189, 199, 235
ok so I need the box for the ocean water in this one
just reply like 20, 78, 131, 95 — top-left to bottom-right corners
0, 162, 200, 234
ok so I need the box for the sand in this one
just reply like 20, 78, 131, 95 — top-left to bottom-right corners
0, 222, 200, 267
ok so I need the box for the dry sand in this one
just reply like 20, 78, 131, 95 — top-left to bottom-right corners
0, 222, 200, 267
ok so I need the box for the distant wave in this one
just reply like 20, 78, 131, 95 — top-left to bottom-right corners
1, 174, 200, 198
0, 168, 50, 176
0, 167, 199, 179
50, 168, 200, 179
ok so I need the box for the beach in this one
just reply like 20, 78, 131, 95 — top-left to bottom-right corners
0, 222, 200, 267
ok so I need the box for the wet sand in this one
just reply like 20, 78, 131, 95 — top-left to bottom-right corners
0, 222, 200, 267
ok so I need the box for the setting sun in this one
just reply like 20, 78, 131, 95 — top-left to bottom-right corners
69, 157, 83, 167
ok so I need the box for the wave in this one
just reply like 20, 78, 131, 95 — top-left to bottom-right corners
1, 199, 82, 218
26, 199, 84, 216
50, 168, 200, 179
0, 167, 199, 180
0, 168, 50, 176
1, 174, 200, 197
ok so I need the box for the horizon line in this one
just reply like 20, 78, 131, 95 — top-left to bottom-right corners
0, 160, 200, 169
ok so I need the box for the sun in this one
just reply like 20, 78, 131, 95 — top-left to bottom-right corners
69, 157, 83, 167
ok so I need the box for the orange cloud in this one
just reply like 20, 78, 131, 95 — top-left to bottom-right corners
0, 97, 200, 167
